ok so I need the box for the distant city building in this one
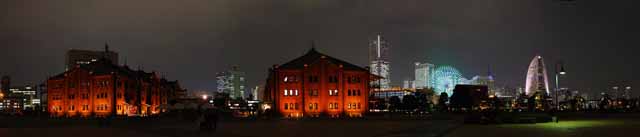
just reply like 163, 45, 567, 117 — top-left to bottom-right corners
264, 47, 377, 118
525, 55, 550, 96
372, 87, 413, 100
403, 80, 415, 89
430, 65, 466, 97
216, 66, 247, 100
0, 95, 26, 112
48, 46, 183, 117
1, 76, 10, 95
494, 86, 517, 98
65, 43, 118, 70
369, 34, 391, 89
251, 85, 265, 101
8, 85, 39, 110
414, 62, 435, 89
468, 74, 495, 95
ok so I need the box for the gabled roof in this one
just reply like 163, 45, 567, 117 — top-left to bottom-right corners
278, 48, 369, 72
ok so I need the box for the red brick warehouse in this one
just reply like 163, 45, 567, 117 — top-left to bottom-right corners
264, 47, 380, 118
47, 47, 184, 117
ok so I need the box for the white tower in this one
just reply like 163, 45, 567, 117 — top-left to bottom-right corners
525, 55, 550, 96
370, 34, 391, 89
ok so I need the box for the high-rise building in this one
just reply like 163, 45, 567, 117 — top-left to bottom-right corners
264, 47, 376, 118
65, 43, 118, 70
525, 55, 550, 96
414, 62, 435, 89
369, 34, 391, 89
216, 66, 246, 100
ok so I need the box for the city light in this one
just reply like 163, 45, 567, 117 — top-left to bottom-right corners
202, 95, 208, 100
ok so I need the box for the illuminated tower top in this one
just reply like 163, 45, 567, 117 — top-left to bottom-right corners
525, 55, 550, 96
369, 34, 391, 63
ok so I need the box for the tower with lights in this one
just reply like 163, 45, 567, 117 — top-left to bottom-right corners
369, 34, 391, 89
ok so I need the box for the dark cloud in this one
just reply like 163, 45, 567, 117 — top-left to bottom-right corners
1, 0, 638, 95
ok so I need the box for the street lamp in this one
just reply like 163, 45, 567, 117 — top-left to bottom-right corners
555, 62, 566, 110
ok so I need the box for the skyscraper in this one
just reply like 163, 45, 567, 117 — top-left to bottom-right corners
369, 34, 391, 89
525, 55, 550, 96
216, 66, 247, 100
414, 62, 435, 89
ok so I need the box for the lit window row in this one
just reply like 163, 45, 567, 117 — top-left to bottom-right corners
52, 106, 63, 111
284, 103, 299, 110
328, 103, 339, 109
347, 103, 361, 109
329, 89, 339, 96
284, 89, 299, 96
308, 103, 319, 110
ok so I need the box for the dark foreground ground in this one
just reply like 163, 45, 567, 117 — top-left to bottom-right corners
2, 113, 640, 137
446, 113, 640, 137
0, 115, 460, 137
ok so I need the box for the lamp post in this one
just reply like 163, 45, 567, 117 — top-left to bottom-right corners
555, 62, 566, 110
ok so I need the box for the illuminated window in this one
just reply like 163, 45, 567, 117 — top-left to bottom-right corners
284, 90, 288, 96
329, 90, 339, 96
295, 90, 299, 96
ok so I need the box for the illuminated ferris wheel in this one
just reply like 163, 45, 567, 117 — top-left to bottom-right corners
430, 65, 464, 97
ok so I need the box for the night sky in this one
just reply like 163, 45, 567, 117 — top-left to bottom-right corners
1, 0, 638, 96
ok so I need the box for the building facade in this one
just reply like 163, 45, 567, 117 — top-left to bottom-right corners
47, 48, 183, 117
265, 48, 376, 117
414, 62, 435, 89
369, 34, 391, 89
216, 66, 246, 100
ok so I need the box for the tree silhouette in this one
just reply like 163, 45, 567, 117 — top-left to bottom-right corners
389, 96, 401, 113
438, 92, 449, 112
